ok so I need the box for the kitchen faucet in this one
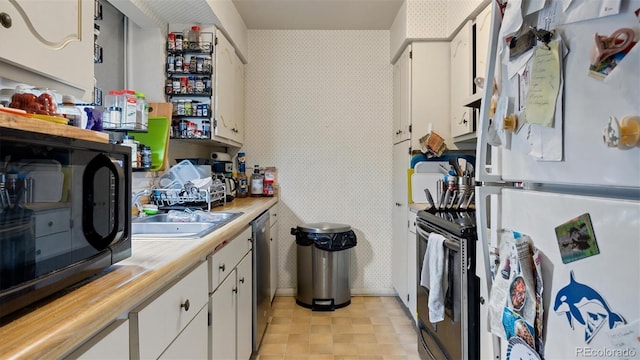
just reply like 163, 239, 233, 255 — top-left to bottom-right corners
131, 189, 150, 216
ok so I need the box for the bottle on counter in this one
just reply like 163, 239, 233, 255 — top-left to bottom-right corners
263, 167, 276, 197
236, 152, 248, 198
58, 95, 83, 128
250, 165, 264, 197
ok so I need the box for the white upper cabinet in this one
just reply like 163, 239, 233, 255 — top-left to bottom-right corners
0, 0, 93, 101
214, 29, 244, 146
450, 20, 473, 138
393, 45, 411, 144
474, 3, 492, 94
410, 42, 451, 151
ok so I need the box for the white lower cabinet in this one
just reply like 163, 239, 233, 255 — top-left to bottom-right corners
209, 226, 253, 360
159, 304, 208, 360
129, 261, 208, 360
236, 254, 253, 360
269, 203, 279, 302
66, 319, 129, 359
407, 210, 418, 324
210, 267, 237, 360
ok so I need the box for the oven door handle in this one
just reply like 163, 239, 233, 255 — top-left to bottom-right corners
416, 225, 460, 252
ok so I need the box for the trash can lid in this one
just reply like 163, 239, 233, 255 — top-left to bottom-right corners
297, 222, 352, 234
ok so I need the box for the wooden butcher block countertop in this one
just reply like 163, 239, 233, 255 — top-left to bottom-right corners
0, 196, 278, 359
0, 110, 109, 143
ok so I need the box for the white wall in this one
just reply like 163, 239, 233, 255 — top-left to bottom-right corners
243, 30, 394, 295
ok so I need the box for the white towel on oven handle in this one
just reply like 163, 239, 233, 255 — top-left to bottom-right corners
420, 232, 447, 323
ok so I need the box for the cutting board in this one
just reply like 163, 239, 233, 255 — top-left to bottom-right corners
411, 173, 442, 203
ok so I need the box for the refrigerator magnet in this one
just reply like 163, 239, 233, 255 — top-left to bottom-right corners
554, 271, 626, 343
554, 213, 600, 264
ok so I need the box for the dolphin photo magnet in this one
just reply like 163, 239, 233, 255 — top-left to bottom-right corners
554, 271, 625, 343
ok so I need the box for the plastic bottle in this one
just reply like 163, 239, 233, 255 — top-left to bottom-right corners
263, 167, 275, 196
250, 165, 264, 197
141, 145, 152, 169
188, 25, 202, 50
236, 152, 248, 198
102, 90, 122, 129
122, 89, 137, 129
135, 92, 148, 131
58, 95, 84, 128
121, 135, 138, 168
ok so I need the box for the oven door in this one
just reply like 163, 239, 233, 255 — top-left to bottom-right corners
416, 220, 465, 360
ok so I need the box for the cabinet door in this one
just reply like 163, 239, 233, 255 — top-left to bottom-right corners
450, 20, 473, 138
130, 262, 208, 360
475, 4, 493, 89
269, 219, 279, 303
210, 269, 237, 360
391, 141, 410, 309
214, 30, 237, 142
393, 45, 411, 144
232, 52, 245, 144
159, 304, 208, 360
410, 42, 451, 152
0, 0, 93, 100
237, 253, 253, 360
407, 211, 418, 324
67, 319, 129, 360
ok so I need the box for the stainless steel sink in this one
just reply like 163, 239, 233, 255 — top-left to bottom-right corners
131, 211, 243, 239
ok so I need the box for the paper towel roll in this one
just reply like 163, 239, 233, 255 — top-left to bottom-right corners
210, 152, 231, 161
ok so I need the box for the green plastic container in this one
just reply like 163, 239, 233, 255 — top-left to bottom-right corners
132, 116, 170, 172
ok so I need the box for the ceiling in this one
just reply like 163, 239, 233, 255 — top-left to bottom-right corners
231, 0, 404, 30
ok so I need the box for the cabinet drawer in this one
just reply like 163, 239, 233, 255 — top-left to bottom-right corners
35, 208, 70, 237
129, 261, 208, 360
209, 226, 251, 292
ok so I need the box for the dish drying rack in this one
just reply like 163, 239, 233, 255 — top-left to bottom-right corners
150, 180, 226, 211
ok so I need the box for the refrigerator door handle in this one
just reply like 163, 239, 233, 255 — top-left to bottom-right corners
475, 0, 504, 184
475, 185, 503, 360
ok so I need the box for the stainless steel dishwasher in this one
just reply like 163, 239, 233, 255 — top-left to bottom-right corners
252, 210, 271, 352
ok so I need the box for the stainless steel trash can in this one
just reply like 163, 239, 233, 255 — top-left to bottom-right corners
292, 223, 357, 311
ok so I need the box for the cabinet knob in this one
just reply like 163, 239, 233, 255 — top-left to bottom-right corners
232, 287, 238, 294
48, 221, 53, 227
219, 263, 225, 271
239, 277, 245, 284
248, 238, 253, 243
181, 299, 190, 311
479, 296, 485, 305
0, 13, 11, 29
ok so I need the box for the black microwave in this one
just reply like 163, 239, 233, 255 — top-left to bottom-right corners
0, 127, 131, 319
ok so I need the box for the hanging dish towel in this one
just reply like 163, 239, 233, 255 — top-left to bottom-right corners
420, 232, 447, 323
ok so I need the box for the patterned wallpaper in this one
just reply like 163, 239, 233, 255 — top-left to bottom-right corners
243, 30, 395, 295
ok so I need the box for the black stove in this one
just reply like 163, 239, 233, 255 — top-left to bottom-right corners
415, 207, 479, 360
417, 209, 476, 238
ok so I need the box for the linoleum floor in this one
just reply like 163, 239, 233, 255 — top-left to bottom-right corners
254, 296, 421, 360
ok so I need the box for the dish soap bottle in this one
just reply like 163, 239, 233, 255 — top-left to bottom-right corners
250, 165, 263, 197
236, 152, 248, 198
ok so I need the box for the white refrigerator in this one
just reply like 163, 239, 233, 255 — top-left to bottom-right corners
475, 1, 640, 359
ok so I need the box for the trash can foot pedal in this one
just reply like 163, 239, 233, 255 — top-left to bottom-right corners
296, 298, 351, 311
